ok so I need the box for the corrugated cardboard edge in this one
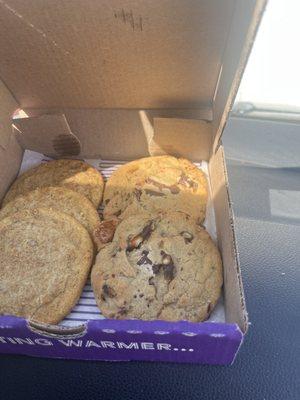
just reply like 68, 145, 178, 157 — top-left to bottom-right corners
0, 79, 23, 202
209, 144, 248, 333
0, 79, 18, 150
13, 114, 81, 157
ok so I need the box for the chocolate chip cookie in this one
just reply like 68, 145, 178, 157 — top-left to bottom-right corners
2, 159, 104, 208
91, 211, 222, 322
103, 156, 208, 223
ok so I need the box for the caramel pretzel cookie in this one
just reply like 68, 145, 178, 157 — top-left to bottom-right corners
103, 156, 208, 224
0, 187, 101, 247
2, 159, 104, 208
91, 212, 222, 322
0, 208, 94, 324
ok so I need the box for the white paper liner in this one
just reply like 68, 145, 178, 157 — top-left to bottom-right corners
17, 150, 225, 326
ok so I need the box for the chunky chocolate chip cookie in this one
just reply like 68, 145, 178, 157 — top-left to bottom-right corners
103, 156, 208, 223
91, 211, 222, 322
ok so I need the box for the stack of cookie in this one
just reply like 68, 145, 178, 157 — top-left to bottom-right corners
92, 156, 223, 322
0, 160, 104, 324
0, 155, 222, 324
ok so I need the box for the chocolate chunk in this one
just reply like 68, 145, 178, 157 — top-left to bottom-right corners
137, 250, 153, 266
127, 234, 143, 251
146, 178, 180, 194
145, 178, 163, 190
94, 219, 118, 247
152, 262, 175, 281
118, 307, 127, 316
148, 277, 155, 285
163, 263, 175, 280
144, 189, 165, 197
134, 188, 142, 201
140, 221, 154, 241
169, 185, 180, 194
180, 231, 194, 244
139, 293, 144, 298
160, 250, 175, 280
178, 173, 198, 191
178, 173, 189, 186
152, 264, 162, 274
127, 221, 154, 251
114, 210, 122, 217
104, 199, 110, 205
102, 284, 116, 298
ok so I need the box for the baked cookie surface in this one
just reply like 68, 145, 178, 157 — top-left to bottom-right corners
92, 211, 222, 322
0, 208, 93, 324
103, 156, 208, 223
2, 159, 104, 208
0, 186, 101, 246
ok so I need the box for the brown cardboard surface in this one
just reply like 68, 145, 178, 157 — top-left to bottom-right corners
209, 145, 247, 332
152, 118, 212, 161
13, 114, 81, 157
0, 0, 234, 109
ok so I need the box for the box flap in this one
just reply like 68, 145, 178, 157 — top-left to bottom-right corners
13, 114, 81, 157
152, 118, 212, 160
15, 109, 212, 160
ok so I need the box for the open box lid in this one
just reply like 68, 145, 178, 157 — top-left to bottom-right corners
0, 0, 266, 156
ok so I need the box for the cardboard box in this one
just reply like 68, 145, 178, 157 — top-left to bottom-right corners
0, 0, 266, 364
